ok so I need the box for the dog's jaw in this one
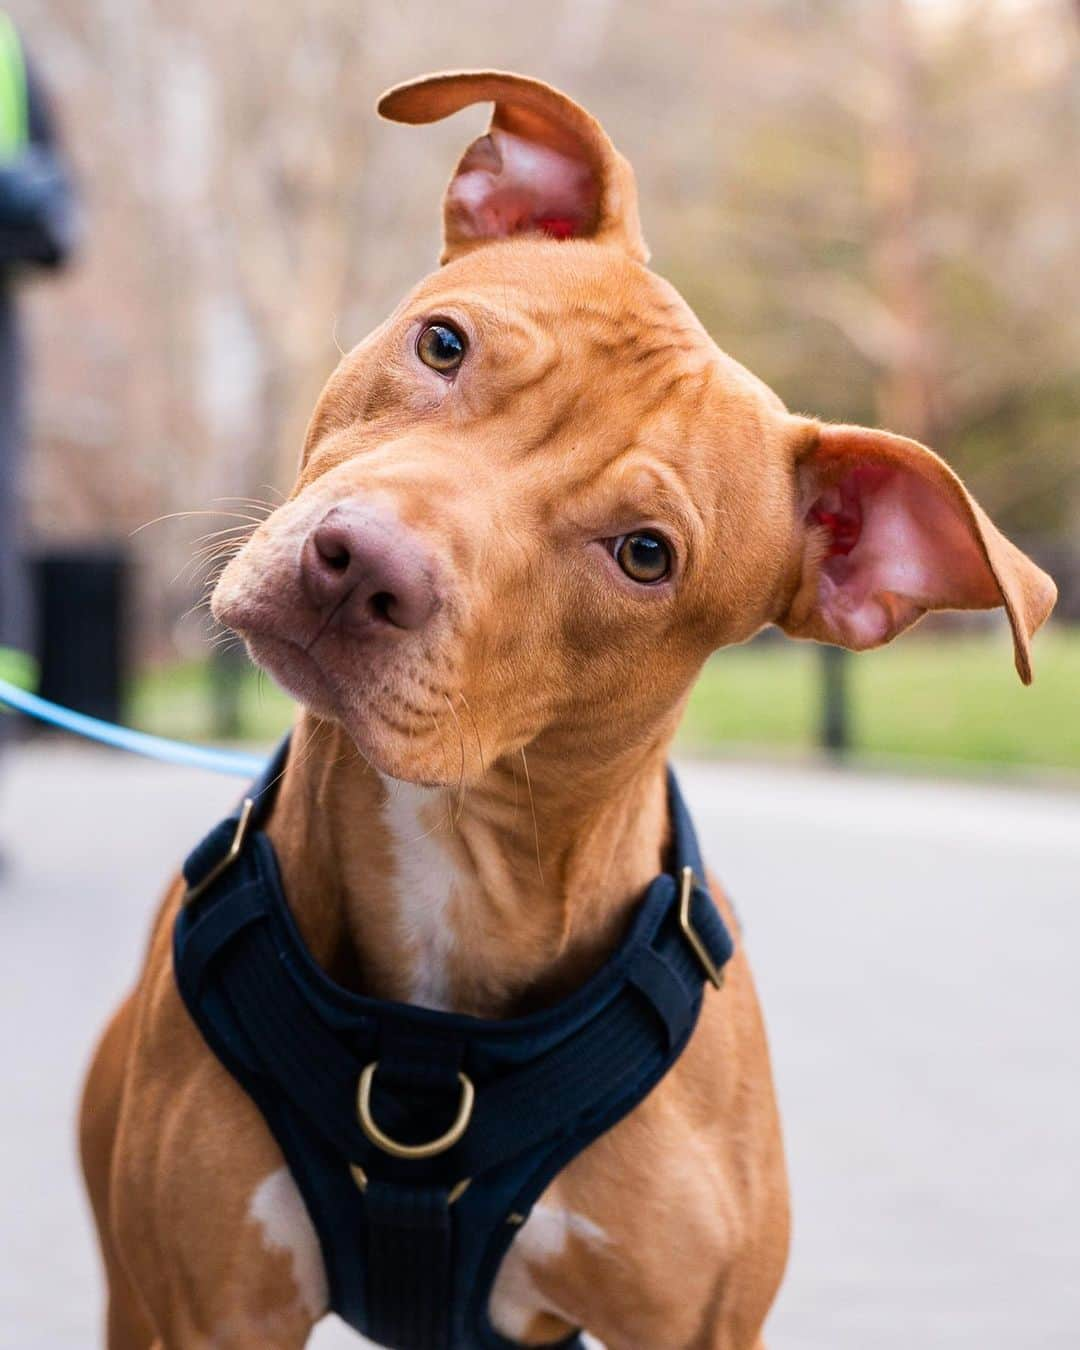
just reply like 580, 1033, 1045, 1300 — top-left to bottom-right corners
219, 617, 466, 786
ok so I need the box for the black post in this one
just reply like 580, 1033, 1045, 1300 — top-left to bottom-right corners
209, 643, 248, 740
820, 644, 850, 757
33, 546, 129, 723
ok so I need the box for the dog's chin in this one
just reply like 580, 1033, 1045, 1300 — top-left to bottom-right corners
240, 632, 339, 717
237, 630, 461, 788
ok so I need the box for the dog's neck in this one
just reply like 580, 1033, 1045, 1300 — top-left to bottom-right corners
266, 713, 676, 1017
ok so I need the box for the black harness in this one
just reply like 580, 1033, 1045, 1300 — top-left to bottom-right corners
173, 739, 734, 1349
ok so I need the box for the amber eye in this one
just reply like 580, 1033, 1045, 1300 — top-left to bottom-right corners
417, 322, 466, 373
614, 532, 672, 584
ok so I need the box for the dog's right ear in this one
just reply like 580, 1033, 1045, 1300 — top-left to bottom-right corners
378, 70, 648, 266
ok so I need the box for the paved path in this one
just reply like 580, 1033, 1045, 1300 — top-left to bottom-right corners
1, 744, 1076, 1349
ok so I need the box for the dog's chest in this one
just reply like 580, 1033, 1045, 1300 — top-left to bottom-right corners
379, 778, 463, 1010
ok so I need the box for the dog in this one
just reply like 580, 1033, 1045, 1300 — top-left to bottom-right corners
80, 71, 1056, 1350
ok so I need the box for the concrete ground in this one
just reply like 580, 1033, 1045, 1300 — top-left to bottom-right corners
1, 743, 1076, 1350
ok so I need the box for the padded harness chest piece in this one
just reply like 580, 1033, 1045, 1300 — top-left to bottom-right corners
174, 738, 735, 1350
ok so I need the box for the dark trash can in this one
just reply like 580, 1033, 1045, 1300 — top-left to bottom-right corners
32, 545, 129, 724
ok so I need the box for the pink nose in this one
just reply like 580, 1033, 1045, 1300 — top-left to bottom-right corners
300, 505, 439, 633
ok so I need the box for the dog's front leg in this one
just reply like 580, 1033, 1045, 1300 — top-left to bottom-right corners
108, 939, 325, 1350
111, 1082, 323, 1349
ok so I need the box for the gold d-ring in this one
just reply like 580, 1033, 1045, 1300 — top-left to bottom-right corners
357, 1061, 475, 1161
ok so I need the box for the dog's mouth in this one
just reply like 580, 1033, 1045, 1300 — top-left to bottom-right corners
227, 604, 469, 783
239, 630, 338, 715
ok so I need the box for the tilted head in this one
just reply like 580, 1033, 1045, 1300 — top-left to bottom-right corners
213, 71, 1056, 786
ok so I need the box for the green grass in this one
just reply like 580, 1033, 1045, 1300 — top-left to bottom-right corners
680, 626, 1080, 773
130, 660, 294, 745
129, 625, 1080, 775
0, 645, 38, 689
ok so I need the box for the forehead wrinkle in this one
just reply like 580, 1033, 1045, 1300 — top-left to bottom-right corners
559, 444, 705, 548
484, 278, 699, 353
406, 268, 709, 383
609, 457, 706, 547
515, 325, 713, 452
412, 261, 616, 328
406, 288, 566, 406
402, 283, 539, 346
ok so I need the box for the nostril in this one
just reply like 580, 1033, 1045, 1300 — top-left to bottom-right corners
370, 591, 395, 622
317, 538, 351, 573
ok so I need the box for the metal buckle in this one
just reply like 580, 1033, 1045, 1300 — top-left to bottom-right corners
678, 865, 724, 991
183, 797, 256, 906
356, 1060, 475, 1161
349, 1164, 471, 1206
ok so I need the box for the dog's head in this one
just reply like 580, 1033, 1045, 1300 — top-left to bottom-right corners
213, 71, 1056, 785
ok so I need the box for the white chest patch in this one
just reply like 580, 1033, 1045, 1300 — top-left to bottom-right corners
248, 1167, 329, 1320
489, 1204, 611, 1341
380, 777, 462, 1010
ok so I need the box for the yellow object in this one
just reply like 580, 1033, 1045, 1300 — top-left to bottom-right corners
357, 1062, 476, 1161
183, 797, 255, 904
0, 646, 37, 704
678, 866, 726, 990
0, 11, 27, 161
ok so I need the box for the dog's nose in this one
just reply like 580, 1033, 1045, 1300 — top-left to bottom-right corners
301, 505, 439, 632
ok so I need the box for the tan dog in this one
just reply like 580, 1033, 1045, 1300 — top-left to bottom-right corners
80, 71, 1055, 1350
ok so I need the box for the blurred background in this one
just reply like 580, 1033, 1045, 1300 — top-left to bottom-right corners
4, 0, 1079, 771
1, 2, 1077, 1349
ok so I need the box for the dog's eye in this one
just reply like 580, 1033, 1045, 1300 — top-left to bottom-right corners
417, 322, 466, 373
613, 532, 671, 584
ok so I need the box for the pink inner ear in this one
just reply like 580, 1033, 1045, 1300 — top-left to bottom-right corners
446, 129, 598, 243
807, 461, 1001, 649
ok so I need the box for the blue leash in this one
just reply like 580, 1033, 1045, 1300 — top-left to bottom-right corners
0, 675, 268, 778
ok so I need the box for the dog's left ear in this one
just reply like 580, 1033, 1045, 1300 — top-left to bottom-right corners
778, 422, 1057, 684
378, 70, 647, 265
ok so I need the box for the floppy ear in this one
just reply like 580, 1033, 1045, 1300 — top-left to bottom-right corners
378, 70, 647, 265
779, 423, 1056, 684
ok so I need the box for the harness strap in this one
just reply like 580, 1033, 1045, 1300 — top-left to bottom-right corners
453, 878, 720, 1179
225, 917, 366, 1156
182, 841, 725, 1175
174, 739, 735, 1350
365, 1180, 453, 1350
